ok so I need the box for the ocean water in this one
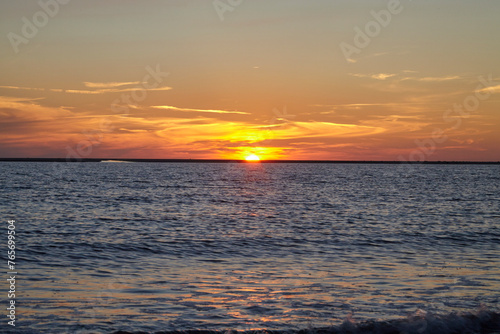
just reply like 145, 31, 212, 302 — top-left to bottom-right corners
0, 162, 499, 334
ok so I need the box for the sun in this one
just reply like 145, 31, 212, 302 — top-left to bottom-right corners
245, 154, 261, 162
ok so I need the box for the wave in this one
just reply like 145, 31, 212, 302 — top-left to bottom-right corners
109, 310, 500, 334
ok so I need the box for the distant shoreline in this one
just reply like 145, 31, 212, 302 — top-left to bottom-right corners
0, 158, 499, 164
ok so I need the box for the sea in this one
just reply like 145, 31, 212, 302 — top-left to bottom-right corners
0, 161, 499, 334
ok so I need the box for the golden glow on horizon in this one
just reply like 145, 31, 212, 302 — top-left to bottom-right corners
226, 147, 285, 161
245, 154, 260, 161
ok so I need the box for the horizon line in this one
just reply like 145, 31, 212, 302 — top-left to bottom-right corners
0, 158, 499, 164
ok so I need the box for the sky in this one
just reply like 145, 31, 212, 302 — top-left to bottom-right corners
1, 0, 499, 161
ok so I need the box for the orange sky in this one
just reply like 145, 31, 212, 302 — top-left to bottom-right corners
1, 1, 499, 161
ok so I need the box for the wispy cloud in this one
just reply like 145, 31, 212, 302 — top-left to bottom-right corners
0, 85, 45, 91
0, 96, 45, 103
0, 96, 74, 124
65, 89, 102, 95
151, 105, 250, 115
0, 85, 172, 95
334, 103, 398, 108
401, 75, 461, 82
349, 73, 462, 82
83, 81, 142, 89
477, 84, 500, 94
359, 115, 431, 134
350, 73, 396, 80
279, 121, 385, 139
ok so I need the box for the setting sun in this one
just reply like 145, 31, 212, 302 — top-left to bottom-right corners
245, 154, 261, 162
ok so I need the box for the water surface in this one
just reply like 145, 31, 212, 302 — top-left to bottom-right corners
1, 162, 499, 333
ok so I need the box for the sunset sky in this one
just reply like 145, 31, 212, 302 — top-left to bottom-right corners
1, 0, 499, 161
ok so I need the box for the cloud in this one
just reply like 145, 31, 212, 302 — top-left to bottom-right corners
0, 96, 71, 119
277, 121, 385, 139
349, 73, 462, 82
0, 96, 45, 103
359, 115, 430, 134
151, 105, 250, 115
335, 103, 398, 108
0, 96, 78, 137
373, 73, 397, 80
153, 116, 385, 150
477, 84, 500, 94
0, 84, 172, 95
65, 89, 102, 95
402, 75, 461, 82
350, 73, 396, 80
83, 81, 142, 88
0, 96, 411, 160
0, 85, 45, 92
152, 116, 387, 160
